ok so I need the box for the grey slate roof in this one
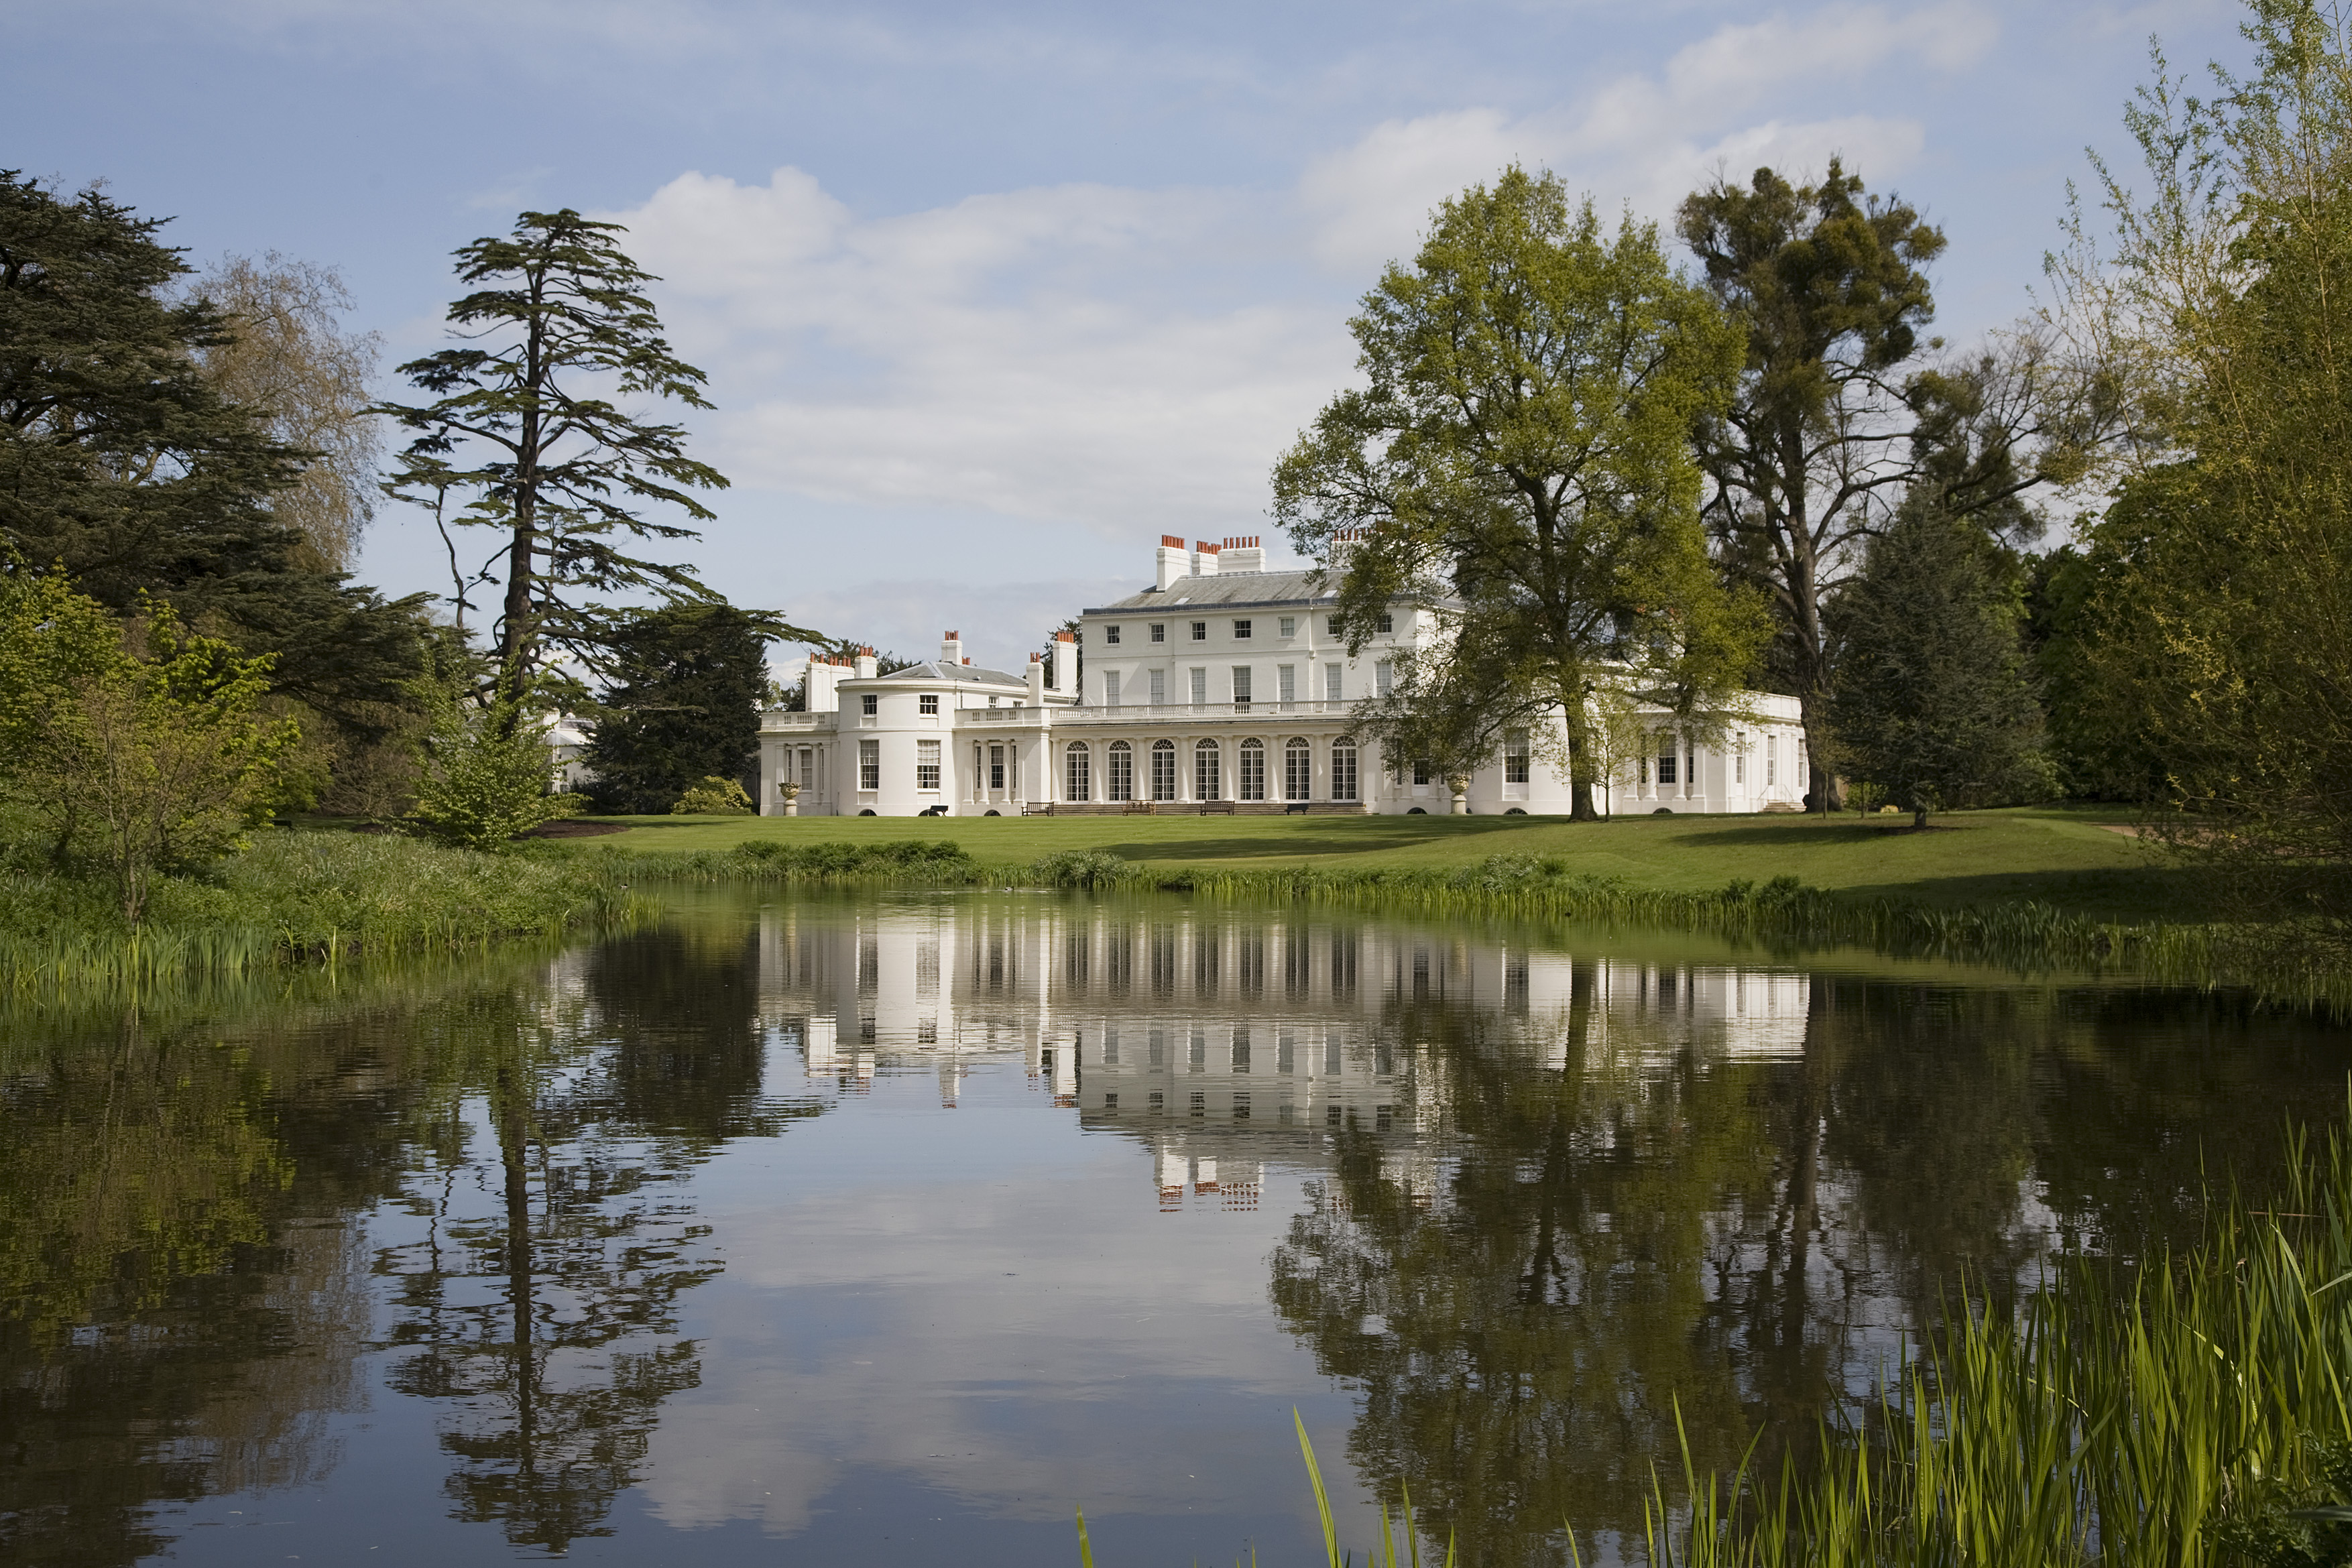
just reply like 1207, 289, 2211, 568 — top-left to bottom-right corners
1085, 569, 1334, 613
869, 660, 1028, 686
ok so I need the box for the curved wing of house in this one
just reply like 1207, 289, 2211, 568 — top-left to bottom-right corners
759, 536, 1808, 817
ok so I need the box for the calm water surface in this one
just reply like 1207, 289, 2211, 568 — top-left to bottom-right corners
5, 890, 2349, 1567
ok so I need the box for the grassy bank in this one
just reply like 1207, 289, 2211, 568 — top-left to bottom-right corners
554, 809, 2352, 1008
551, 804, 2191, 924
0, 830, 644, 991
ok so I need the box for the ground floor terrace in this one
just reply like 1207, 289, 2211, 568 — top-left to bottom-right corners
758, 695, 1808, 818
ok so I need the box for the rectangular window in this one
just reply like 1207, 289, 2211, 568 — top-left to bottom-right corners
917, 739, 941, 791
1233, 618, 1252, 639
859, 739, 880, 791
1149, 622, 1166, 643
862, 694, 878, 716
1189, 621, 1207, 641
1327, 615, 1342, 635
1374, 660, 1393, 697
1064, 744, 1089, 802
1332, 741, 1358, 801
1734, 740, 1746, 784
1279, 615, 1296, 638
1325, 664, 1343, 703
1657, 741, 1678, 786
1376, 611, 1394, 634
1104, 671, 1122, 707
1149, 668, 1167, 705
989, 744, 1004, 790
919, 693, 939, 715
1106, 623, 1122, 645
1102, 1029, 1119, 1065
1505, 729, 1530, 784
1413, 757, 1431, 786
1189, 668, 1207, 706
1277, 664, 1296, 703
1232, 666, 1252, 706
1767, 738, 1777, 786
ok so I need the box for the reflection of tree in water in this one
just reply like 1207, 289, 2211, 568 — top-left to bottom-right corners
377, 922, 821, 1554
0, 1011, 384, 1567
1267, 973, 2352, 1568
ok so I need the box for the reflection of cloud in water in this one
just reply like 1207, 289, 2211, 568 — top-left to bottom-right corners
636, 1150, 1332, 1533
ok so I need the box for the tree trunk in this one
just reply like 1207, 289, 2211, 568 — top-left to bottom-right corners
1912, 805, 1928, 829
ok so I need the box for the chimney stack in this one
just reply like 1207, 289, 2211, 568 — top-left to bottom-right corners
1220, 534, 1263, 574
1026, 651, 1046, 706
854, 646, 878, 680
939, 629, 964, 666
1192, 539, 1220, 577
1050, 629, 1075, 696
807, 654, 842, 713
1155, 534, 1188, 591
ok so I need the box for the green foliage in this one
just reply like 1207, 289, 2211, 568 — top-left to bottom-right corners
380, 208, 817, 704
1827, 500, 2052, 825
0, 570, 300, 922
1274, 166, 1762, 819
589, 601, 770, 812
408, 694, 564, 850
670, 776, 753, 815
0, 172, 442, 750
2055, 7, 2352, 917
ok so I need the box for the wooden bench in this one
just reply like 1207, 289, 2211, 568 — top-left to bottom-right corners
1122, 800, 1155, 815
1022, 800, 1056, 817
1196, 800, 1236, 815
1283, 802, 1311, 815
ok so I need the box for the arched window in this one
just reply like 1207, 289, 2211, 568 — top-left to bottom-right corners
1331, 737, 1358, 802
1284, 737, 1311, 801
1194, 739, 1222, 801
1106, 739, 1133, 802
1064, 741, 1091, 802
1150, 738, 1177, 801
1238, 737, 1266, 800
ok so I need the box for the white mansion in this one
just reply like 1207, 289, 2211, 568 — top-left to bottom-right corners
757, 535, 1808, 817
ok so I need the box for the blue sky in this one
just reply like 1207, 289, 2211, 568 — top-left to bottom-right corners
9, 0, 2244, 670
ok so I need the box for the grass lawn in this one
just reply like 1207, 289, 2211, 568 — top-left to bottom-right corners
548, 804, 2200, 924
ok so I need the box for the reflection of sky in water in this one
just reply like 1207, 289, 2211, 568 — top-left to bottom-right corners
13, 891, 2350, 1568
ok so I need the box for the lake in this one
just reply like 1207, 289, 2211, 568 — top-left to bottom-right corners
4, 889, 2347, 1567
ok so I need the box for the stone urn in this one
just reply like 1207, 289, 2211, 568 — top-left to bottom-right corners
1448, 777, 1470, 815
778, 782, 801, 817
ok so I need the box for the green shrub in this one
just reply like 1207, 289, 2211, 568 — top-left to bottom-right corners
671, 776, 754, 815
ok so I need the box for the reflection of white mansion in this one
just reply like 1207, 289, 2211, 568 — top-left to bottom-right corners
758, 537, 1809, 818
754, 898, 1810, 1207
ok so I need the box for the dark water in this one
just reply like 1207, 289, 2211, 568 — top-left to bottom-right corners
3, 891, 2348, 1567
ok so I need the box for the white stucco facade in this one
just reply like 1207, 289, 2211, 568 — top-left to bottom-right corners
758, 536, 1810, 818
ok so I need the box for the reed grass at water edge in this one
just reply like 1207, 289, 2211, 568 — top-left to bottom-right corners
0, 830, 650, 992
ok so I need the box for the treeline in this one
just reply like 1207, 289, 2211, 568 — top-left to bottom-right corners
1283, 2, 2352, 921
0, 170, 818, 924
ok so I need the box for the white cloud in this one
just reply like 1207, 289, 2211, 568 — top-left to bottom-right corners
1298, 2, 1993, 274
603, 171, 1352, 546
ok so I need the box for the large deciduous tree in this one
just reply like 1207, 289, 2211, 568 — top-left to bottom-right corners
381, 209, 810, 717
1675, 162, 1947, 812
1826, 499, 2049, 827
1274, 168, 1765, 820
187, 253, 382, 573
583, 603, 770, 815
2049, 3, 2352, 920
